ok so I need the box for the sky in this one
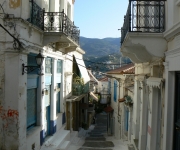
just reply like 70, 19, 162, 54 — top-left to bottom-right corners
74, 0, 129, 39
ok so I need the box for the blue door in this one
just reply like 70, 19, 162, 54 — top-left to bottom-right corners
174, 72, 180, 149
124, 107, 129, 131
46, 106, 50, 135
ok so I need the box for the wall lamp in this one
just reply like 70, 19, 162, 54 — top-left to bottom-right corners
22, 52, 45, 75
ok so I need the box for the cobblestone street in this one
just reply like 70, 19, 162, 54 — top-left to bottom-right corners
68, 113, 131, 150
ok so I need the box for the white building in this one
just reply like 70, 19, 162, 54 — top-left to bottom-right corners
106, 64, 135, 140
119, 0, 179, 150
98, 77, 110, 104
0, 0, 90, 150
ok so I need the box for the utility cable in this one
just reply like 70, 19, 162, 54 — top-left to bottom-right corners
0, 24, 21, 50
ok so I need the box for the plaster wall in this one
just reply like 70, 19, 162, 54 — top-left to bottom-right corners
110, 78, 119, 138
26, 127, 41, 150
132, 80, 140, 139
56, 113, 63, 131
98, 81, 108, 94
166, 0, 180, 30
135, 63, 151, 75
0, 53, 27, 150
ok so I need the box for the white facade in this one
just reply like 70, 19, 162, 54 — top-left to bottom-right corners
119, 0, 180, 150
106, 70, 134, 142
0, 0, 89, 150
98, 78, 109, 104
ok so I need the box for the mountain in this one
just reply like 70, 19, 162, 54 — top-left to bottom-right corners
80, 37, 121, 58
79, 36, 131, 77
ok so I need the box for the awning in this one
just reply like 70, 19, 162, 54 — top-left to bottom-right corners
104, 106, 114, 113
75, 57, 90, 84
90, 92, 98, 101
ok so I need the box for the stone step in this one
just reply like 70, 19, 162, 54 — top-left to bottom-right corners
82, 141, 114, 148
91, 129, 107, 131
94, 126, 107, 128
78, 148, 112, 150
88, 132, 103, 135
88, 132, 107, 135
85, 137, 106, 141
88, 134, 104, 138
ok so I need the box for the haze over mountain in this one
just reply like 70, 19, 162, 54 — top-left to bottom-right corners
79, 36, 131, 76
80, 36, 121, 58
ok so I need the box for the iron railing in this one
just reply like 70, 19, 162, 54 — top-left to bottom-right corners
121, 0, 166, 45
28, 0, 80, 44
29, 0, 44, 30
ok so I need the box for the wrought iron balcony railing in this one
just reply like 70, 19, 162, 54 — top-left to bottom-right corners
28, 0, 80, 44
121, 0, 166, 45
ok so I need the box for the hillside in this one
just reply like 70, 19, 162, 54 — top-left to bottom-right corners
79, 36, 131, 76
80, 37, 120, 58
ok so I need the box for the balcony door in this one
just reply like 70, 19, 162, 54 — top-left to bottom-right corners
174, 72, 180, 150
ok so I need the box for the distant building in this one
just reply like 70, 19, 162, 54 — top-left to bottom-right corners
106, 63, 135, 138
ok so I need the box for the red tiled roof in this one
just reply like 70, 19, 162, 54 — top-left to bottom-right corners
98, 77, 108, 82
106, 63, 135, 74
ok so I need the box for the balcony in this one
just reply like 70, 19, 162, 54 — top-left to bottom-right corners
120, 0, 167, 63
72, 76, 90, 96
28, 1, 80, 52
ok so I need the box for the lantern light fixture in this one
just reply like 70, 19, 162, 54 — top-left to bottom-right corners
22, 52, 45, 75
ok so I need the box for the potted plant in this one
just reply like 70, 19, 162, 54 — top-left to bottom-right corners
124, 95, 133, 107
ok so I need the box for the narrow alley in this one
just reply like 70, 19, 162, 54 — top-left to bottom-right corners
68, 113, 133, 150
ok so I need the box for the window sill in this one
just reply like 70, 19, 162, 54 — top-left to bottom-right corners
26, 126, 41, 138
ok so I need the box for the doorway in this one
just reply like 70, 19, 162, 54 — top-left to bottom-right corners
174, 72, 180, 150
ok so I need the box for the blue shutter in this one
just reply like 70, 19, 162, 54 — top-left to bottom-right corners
114, 80, 117, 102
28, 53, 39, 74
126, 110, 129, 131
124, 107, 129, 131
56, 83, 60, 113
27, 88, 37, 129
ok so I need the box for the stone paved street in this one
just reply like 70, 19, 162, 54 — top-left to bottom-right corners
68, 113, 130, 150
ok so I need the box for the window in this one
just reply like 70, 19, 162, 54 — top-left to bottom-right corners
57, 60, 62, 73
27, 54, 39, 130
27, 88, 37, 129
45, 58, 52, 74
114, 80, 117, 102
